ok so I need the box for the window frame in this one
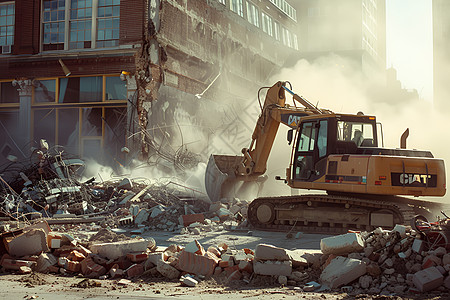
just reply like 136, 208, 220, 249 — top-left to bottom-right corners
261, 11, 273, 36
246, 1, 259, 28
31, 74, 127, 106
40, 0, 121, 52
230, 0, 243, 17
0, 1, 15, 53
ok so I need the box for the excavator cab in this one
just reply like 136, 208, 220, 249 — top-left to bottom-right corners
287, 113, 445, 198
291, 114, 378, 183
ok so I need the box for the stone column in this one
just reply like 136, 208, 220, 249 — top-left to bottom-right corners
12, 79, 34, 152
125, 74, 138, 158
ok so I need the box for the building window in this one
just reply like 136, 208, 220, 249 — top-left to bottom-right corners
0, 81, 19, 103
43, 0, 65, 51
261, 12, 273, 36
59, 76, 102, 103
230, 0, 243, 17
268, 0, 296, 22
69, 0, 93, 49
0, 2, 14, 54
41, 0, 121, 51
282, 27, 291, 47
34, 79, 56, 103
246, 1, 259, 27
273, 21, 280, 41
97, 0, 120, 48
292, 33, 298, 50
105, 76, 126, 100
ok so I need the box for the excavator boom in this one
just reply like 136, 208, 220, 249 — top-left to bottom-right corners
205, 82, 326, 202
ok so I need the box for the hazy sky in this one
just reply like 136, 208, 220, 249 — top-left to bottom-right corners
386, 0, 433, 101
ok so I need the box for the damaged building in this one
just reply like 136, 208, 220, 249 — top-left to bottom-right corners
0, 0, 299, 170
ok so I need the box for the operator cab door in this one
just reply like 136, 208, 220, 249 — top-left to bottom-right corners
293, 120, 328, 181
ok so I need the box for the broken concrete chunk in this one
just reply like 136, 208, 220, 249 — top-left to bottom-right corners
25, 220, 51, 235
90, 239, 149, 260
217, 208, 231, 219
149, 205, 165, 218
36, 253, 57, 273
413, 266, 444, 292
320, 233, 364, 256
320, 256, 367, 289
134, 209, 150, 225
7, 228, 49, 257
146, 252, 164, 266
253, 260, 292, 276
157, 260, 180, 279
184, 240, 205, 255
286, 250, 309, 268
255, 244, 290, 261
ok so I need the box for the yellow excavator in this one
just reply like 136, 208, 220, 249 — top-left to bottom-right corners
205, 81, 446, 232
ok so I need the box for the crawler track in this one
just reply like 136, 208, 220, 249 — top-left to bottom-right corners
247, 194, 441, 234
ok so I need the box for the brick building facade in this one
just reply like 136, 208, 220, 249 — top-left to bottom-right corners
0, 0, 298, 170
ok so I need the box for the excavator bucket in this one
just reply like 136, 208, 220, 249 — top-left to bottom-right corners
205, 154, 266, 203
205, 154, 242, 203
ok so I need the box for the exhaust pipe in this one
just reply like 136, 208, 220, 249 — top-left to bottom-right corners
400, 128, 409, 149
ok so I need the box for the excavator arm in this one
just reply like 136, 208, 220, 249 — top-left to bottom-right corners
205, 81, 329, 202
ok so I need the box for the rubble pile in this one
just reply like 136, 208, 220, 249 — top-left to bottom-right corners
0, 145, 91, 218
1, 216, 450, 297
0, 142, 246, 231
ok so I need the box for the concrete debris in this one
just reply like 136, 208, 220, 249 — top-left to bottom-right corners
0, 218, 448, 297
320, 232, 364, 255
253, 260, 292, 276
90, 240, 149, 260
320, 256, 367, 289
254, 244, 290, 261
1, 149, 450, 298
6, 228, 49, 257
413, 266, 444, 292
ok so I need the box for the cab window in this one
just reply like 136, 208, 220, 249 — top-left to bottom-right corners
318, 120, 327, 157
337, 121, 375, 147
298, 122, 315, 152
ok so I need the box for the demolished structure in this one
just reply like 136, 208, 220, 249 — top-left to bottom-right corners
2, 215, 450, 296
0, 0, 299, 169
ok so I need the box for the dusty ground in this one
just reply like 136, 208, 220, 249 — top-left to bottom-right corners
1, 271, 444, 300
0, 229, 447, 300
